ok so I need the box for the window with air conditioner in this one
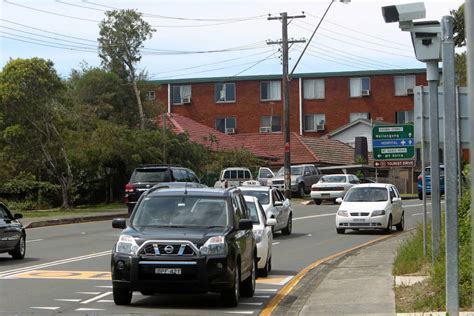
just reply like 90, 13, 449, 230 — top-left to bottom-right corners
304, 114, 326, 132
260, 81, 281, 101
145, 90, 156, 101
215, 117, 236, 133
171, 85, 192, 105
215, 83, 236, 103
394, 75, 416, 96
260, 116, 281, 132
349, 112, 370, 122
395, 110, 414, 124
350, 77, 370, 97
303, 79, 325, 99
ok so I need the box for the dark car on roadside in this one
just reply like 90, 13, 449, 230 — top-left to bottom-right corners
111, 187, 257, 307
0, 202, 26, 260
124, 165, 200, 215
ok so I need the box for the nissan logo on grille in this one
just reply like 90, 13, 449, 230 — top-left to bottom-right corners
164, 245, 174, 254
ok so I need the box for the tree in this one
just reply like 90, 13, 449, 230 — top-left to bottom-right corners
98, 9, 155, 129
451, 4, 467, 86
0, 58, 74, 209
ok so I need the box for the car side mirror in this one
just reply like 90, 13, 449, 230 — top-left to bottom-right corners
305, 171, 310, 176
238, 219, 253, 230
274, 201, 283, 207
112, 218, 127, 229
266, 174, 273, 178
13, 213, 23, 220
266, 218, 277, 226
336, 198, 343, 204
392, 197, 401, 203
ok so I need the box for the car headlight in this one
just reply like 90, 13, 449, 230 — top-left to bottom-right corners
371, 210, 386, 217
200, 236, 228, 256
115, 235, 139, 255
337, 210, 348, 217
267, 180, 273, 185
253, 229, 264, 243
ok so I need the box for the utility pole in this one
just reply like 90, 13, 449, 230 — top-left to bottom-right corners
268, 12, 305, 198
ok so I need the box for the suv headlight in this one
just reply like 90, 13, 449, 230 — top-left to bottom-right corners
253, 229, 264, 243
371, 210, 386, 217
200, 236, 228, 256
115, 235, 139, 255
337, 210, 348, 217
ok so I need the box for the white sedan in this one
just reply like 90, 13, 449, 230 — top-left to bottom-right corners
335, 183, 405, 234
244, 195, 276, 276
311, 174, 360, 205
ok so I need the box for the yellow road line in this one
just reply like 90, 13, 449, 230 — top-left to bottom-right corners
260, 233, 400, 316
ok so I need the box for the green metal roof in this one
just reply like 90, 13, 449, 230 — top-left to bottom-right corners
149, 68, 427, 85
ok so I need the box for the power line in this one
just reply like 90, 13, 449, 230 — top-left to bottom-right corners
0, 35, 96, 53
305, 46, 386, 70
295, 47, 366, 70
0, 31, 96, 50
232, 51, 279, 77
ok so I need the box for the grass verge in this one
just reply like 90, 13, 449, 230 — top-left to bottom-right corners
18, 203, 126, 218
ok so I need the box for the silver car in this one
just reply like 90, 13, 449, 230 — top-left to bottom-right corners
266, 164, 321, 197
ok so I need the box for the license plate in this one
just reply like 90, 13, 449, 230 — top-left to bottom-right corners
353, 218, 365, 222
155, 268, 182, 275
321, 193, 330, 197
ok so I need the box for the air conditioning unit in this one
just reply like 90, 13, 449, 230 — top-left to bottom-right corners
406, 88, 414, 95
225, 128, 236, 134
361, 89, 370, 96
182, 96, 191, 104
259, 126, 271, 133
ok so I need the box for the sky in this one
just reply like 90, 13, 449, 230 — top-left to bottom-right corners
0, 0, 465, 80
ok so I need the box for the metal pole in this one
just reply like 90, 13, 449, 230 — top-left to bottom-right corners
281, 12, 292, 199
441, 15, 459, 316
421, 86, 427, 257
426, 60, 441, 263
456, 85, 462, 196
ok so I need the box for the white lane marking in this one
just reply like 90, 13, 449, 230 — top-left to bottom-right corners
76, 308, 105, 311
276, 276, 293, 285
404, 201, 445, 208
97, 300, 114, 303
77, 292, 101, 295
307, 234, 312, 237
253, 295, 270, 298
293, 213, 335, 221
81, 292, 112, 304
272, 242, 280, 246
0, 251, 111, 278
240, 302, 263, 306
55, 299, 82, 302
95, 285, 113, 289
223, 312, 254, 315
412, 212, 432, 217
255, 288, 278, 292
31, 307, 60, 310
26, 239, 43, 243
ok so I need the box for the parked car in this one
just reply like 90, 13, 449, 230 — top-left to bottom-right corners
335, 183, 404, 234
267, 164, 321, 197
214, 167, 253, 189
238, 185, 292, 235
256, 167, 275, 186
417, 165, 445, 200
243, 195, 276, 276
124, 164, 200, 215
311, 174, 360, 205
0, 202, 26, 260
111, 187, 257, 307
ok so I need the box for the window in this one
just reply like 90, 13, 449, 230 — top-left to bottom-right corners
173, 168, 189, 182
260, 81, 281, 101
215, 117, 236, 133
394, 75, 416, 96
303, 79, 325, 99
146, 90, 155, 100
304, 114, 326, 132
260, 116, 281, 132
350, 77, 370, 97
215, 83, 236, 102
171, 85, 192, 104
396, 110, 414, 124
349, 112, 370, 122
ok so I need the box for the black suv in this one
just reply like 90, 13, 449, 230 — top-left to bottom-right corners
124, 165, 200, 214
0, 202, 26, 259
111, 187, 257, 307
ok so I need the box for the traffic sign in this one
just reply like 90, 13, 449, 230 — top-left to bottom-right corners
374, 160, 415, 168
372, 124, 415, 161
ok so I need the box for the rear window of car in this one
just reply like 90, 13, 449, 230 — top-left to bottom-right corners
241, 190, 270, 205
223, 170, 251, 180
344, 187, 388, 202
131, 168, 171, 183
319, 175, 347, 183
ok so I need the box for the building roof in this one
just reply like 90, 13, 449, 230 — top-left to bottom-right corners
299, 137, 356, 166
149, 68, 426, 85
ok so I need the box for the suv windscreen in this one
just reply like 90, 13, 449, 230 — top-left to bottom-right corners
132, 196, 229, 227
131, 168, 171, 183
241, 190, 270, 205
276, 166, 303, 176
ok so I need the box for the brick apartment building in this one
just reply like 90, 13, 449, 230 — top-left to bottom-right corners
147, 69, 427, 136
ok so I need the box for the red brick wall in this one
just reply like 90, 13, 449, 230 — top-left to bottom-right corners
153, 73, 427, 135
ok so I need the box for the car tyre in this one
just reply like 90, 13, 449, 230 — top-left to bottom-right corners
297, 184, 305, 198
259, 255, 270, 277
10, 234, 26, 260
222, 265, 240, 307
385, 215, 393, 234
396, 212, 405, 232
281, 213, 292, 235
241, 256, 256, 297
314, 199, 322, 205
336, 228, 345, 234
113, 287, 132, 305
268, 256, 272, 272
418, 192, 423, 200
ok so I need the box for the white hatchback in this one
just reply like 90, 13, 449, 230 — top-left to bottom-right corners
244, 195, 276, 276
335, 183, 404, 234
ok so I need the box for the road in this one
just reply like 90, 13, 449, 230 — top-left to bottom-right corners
0, 200, 429, 315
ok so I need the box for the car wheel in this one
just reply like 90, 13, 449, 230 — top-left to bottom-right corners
396, 212, 405, 232
385, 215, 393, 234
314, 199, 322, 205
418, 192, 423, 200
297, 184, 305, 198
281, 213, 292, 235
113, 287, 132, 305
268, 256, 272, 272
259, 255, 270, 277
10, 234, 26, 260
222, 265, 240, 307
241, 256, 256, 297
336, 228, 345, 234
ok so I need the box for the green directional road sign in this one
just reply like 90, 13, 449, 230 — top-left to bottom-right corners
372, 124, 415, 161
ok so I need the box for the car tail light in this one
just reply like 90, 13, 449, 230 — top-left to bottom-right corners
125, 183, 135, 193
